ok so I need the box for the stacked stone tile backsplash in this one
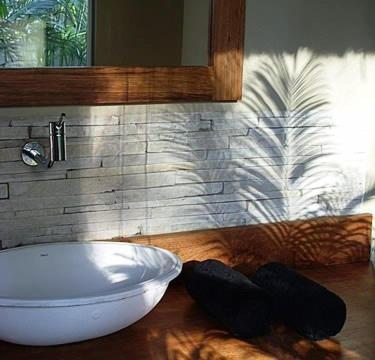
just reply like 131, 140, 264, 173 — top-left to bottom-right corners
0, 109, 366, 249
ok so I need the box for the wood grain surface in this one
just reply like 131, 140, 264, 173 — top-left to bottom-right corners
211, 0, 245, 101
120, 214, 372, 274
1, 263, 374, 360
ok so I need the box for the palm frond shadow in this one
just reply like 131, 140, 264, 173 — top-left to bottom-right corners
162, 52, 368, 271
212, 54, 336, 261
152, 303, 343, 360
219, 53, 369, 269
231, 56, 327, 229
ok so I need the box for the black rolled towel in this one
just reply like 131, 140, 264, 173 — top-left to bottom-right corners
251, 262, 346, 340
182, 259, 272, 339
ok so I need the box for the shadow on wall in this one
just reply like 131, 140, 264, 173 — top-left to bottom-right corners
137, 42, 370, 266
0, 0, 372, 250
242, 52, 333, 222
247, 0, 375, 56
143, 0, 373, 237
244, 0, 375, 260
245, 52, 365, 220
165, 51, 364, 233
70, 0, 373, 248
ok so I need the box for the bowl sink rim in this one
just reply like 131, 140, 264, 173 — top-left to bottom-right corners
0, 241, 182, 308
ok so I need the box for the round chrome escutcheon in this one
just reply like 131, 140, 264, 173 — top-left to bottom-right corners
21, 142, 46, 167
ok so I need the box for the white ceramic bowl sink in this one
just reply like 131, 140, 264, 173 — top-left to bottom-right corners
0, 242, 182, 346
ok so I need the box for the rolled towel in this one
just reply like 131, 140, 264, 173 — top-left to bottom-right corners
183, 259, 272, 339
251, 262, 346, 340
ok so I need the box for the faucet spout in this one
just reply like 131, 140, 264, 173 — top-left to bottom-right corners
49, 113, 67, 168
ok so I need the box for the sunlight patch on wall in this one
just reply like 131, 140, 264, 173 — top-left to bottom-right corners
242, 49, 370, 219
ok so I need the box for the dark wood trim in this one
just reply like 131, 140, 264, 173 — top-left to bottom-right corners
211, 0, 246, 101
0, 67, 214, 107
0, 0, 245, 107
116, 214, 372, 273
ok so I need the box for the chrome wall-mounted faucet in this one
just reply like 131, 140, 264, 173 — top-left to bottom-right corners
49, 113, 67, 168
22, 113, 67, 168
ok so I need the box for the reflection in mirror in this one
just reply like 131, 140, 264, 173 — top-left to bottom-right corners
0, 0, 89, 67
0, 0, 210, 68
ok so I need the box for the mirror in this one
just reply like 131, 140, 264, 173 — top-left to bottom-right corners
0, 0, 245, 107
0, 0, 211, 68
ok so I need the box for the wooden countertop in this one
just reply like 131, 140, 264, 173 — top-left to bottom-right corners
0, 264, 375, 360
1, 263, 374, 360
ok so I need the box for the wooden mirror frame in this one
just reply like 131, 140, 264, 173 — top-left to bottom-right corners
0, 0, 245, 107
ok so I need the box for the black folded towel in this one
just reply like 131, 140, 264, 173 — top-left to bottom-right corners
183, 259, 272, 339
251, 262, 346, 340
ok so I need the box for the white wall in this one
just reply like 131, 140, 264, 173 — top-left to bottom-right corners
242, 0, 375, 258
0, 0, 374, 257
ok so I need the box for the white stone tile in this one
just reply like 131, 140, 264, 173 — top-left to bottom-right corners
102, 155, 147, 167
151, 201, 246, 219
0, 158, 101, 175
0, 127, 28, 140
0, 140, 25, 149
0, 192, 117, 212
0, 148, 21, 162
0, 110, 367, 249
148, 136, 229, 153
146, 151, 207, 164
120, 183, 224, 203
0, 171, 66, 183
11, 115, 120, 127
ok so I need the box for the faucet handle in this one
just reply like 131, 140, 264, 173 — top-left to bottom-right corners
21, 142, 49, 167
